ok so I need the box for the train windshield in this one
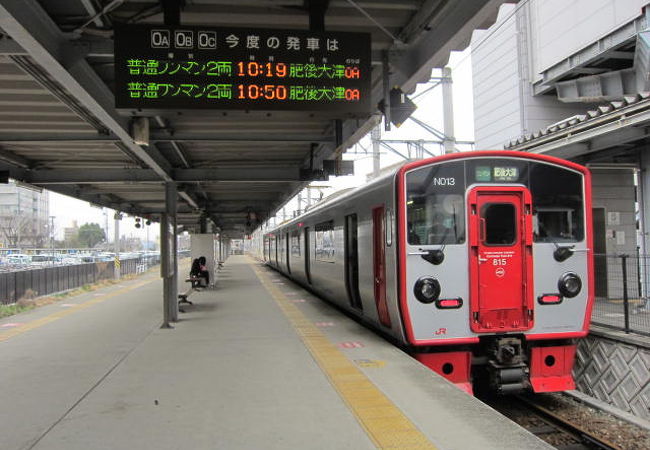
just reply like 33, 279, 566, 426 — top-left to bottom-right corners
406, 161, 466, 245
405, 159, 585, 245
529, 164, 584, 243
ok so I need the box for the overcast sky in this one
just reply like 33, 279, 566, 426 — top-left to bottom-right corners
50, 48, 474, 240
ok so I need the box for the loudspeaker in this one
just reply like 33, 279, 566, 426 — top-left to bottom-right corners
379, 87, 417, 128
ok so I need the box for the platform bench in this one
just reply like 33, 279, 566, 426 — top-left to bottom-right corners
178, 276, 206, 312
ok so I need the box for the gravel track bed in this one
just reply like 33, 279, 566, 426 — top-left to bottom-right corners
532, 393, 650, 450
482, 392, 650, 449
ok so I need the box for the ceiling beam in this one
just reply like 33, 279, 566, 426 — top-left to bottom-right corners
151, 132, 334, 144
0, 146, 33, 168
0, 37, 24, 55
0, 132, 333, 144
0, 0, 174, 182
178, 191, 201, 210
12, 167, 305, 184
0, 133, 119, 143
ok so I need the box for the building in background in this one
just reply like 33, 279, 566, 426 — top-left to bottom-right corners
63, 220, 79, 244
471, 0, 649, 275
0, 182, 49, 248
471, 0, 648, 150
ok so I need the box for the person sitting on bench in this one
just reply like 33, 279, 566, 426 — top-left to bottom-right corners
189, 258, 206, 288
198, 256, 210, 286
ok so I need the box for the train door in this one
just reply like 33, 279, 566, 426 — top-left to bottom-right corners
345, 214, 362, 310
372, 206, 391, 327
468, 187, 534, 332
274, 235, 279, 266
285, 232, 291, 274
304, 227, 312, 284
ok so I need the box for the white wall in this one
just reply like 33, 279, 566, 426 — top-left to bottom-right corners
530, 0, 647, 80
190, 234, 217, 285
471, 1, 616, 148
471, 4, 521, 149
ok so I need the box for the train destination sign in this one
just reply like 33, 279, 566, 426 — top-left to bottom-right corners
114, 24, 371, 113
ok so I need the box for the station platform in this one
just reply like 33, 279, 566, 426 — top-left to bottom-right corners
0, 256, 551, 450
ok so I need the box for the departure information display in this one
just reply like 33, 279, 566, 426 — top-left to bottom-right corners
114, 24, 371, 113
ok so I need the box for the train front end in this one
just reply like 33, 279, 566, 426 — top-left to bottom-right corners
397, 151, 593, 394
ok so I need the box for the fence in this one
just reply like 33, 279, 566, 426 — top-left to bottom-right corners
591, 253, 650, 336
0, 256, 160, 305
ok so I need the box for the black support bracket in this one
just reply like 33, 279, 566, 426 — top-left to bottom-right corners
161, 0, 185, 27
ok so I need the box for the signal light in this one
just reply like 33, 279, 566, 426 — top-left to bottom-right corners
436, 298, 463, 309
558, 272, 582, 298
538, 294, 562, 305
414, 277, 441, 304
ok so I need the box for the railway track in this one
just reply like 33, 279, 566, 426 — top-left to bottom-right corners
480, 394, 622, 450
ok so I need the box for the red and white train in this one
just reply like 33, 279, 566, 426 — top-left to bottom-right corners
252, 151, 593, 394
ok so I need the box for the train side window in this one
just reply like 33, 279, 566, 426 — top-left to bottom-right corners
483, 203, 516, 245
315, 220, 335, 262
290, 230, 300, 256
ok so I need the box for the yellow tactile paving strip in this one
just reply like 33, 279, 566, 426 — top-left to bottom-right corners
0, 276, 157, 343
251, 261, 437, 449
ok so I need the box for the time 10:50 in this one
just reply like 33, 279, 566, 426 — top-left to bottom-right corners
237, 84, 288, 100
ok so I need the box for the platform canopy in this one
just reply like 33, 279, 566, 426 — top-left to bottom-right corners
0, 0, 510, 236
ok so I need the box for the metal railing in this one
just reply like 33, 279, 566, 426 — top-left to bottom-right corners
591, 253, 650, 336
0, 256, 160, 305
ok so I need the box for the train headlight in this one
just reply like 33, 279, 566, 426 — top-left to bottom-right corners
414, 277, 441, 304
558, 272, 582, 298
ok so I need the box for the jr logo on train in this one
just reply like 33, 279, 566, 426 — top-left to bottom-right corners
252, 151, 593, 395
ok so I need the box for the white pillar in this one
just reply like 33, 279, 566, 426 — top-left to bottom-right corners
371, 124, 381, 177
114, 212, 121, 279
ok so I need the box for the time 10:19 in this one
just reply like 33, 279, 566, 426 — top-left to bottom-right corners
237, 62, 287, 77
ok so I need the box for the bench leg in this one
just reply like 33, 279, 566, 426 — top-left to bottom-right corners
178, 295, 193, 306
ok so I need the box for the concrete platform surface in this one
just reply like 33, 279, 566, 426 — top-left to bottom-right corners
0, 256, 551, 450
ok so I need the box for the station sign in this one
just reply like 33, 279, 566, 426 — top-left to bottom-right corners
114, 24, 371, 114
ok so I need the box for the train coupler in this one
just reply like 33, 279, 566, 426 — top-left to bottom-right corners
490, 366, 529, 394
486, 337, 530, 394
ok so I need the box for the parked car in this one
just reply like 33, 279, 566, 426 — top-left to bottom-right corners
5, 254, 32, 265
31, 255, 61, 265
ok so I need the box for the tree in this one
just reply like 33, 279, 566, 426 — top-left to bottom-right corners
77, 223, 106, 248
0, 215, 32, 248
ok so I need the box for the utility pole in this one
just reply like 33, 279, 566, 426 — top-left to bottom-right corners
103, 208, 109, 246
49, 215, 55, 263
